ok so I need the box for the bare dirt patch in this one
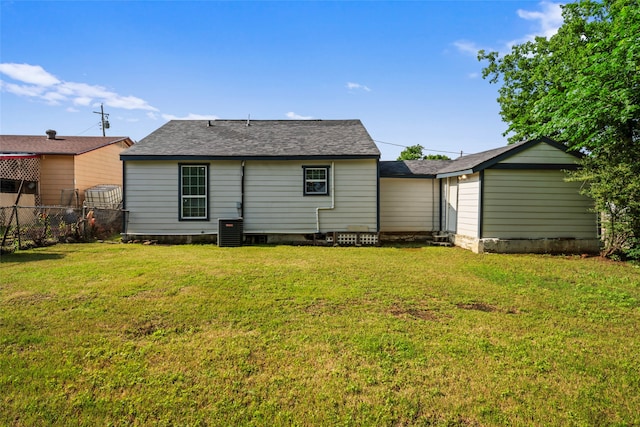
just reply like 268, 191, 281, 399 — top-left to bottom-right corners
389, 304, 440, 321
456, 302, 520, 314
456, 302, 497, 312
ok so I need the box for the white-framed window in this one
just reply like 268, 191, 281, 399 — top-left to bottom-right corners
179, 164, 208, 220
303, 166, 329, 195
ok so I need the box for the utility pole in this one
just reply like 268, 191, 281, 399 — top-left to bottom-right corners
93, 103, 110, 136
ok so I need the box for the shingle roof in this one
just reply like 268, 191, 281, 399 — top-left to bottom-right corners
0, 134, 133, 155
434, 140, 529, 176
121, 120, 380, 159
435, 137, 579, 177
379, 159, 453, 177
380, 138, 580, 179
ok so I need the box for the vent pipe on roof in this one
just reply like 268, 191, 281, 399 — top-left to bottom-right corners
45, 129, 57, 140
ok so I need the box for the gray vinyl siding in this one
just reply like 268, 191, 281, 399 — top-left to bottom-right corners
379, 178, 440, 232
243, 159, 377, 233
124, 160, 240, 235
124, 159, 377, 235
499, 142, 579, 164
456, 173, 480, 238
482, 169, 597, 239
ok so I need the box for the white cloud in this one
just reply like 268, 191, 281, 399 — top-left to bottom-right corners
517, 1, 564, 40
286, 112, 313, 120
1, 63, 225, 125
106, 95, 157, 111
73, 96, 93, 106
0, 63, 60, 86
0, 62, 159, 112
161, 113, 219, 121
346, 82, 371, 92
454, 2, 564, 57
1, 81, 45, 97
41, 91, 67, 105
453, 40, 484, 57
59, 81, 111, 98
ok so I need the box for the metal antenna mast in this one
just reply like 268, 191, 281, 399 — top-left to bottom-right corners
93, 103, 110, 136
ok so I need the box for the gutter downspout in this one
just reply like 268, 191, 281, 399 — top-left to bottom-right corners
438, 178, 443, 231
240, 160, 245, 218
121, 161, 128, 236
316, 162, 335, 233
376, 159, 380, 233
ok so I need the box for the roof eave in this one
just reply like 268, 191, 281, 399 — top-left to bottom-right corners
380, 173, 438, 179
121, 154, 380, 161
436, 169, 475, 179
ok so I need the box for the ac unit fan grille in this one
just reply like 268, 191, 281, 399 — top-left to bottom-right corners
218, 218, 243, 247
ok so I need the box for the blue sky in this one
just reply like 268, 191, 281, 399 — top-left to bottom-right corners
0, 1, 564, 160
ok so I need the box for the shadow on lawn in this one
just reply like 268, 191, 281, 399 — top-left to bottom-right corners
0, 252, 66, 263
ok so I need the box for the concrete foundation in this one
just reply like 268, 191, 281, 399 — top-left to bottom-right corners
379, 231, 433, 243
121, 233, 328, 246
452, 234, 601, 254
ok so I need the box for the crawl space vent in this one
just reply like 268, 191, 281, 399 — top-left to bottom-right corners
326, 232, 379, 246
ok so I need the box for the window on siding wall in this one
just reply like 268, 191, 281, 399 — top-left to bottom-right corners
303, 166, 329, 195
180, 164, 208, 220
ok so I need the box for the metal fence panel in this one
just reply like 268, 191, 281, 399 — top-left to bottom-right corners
1, 205, 122, 250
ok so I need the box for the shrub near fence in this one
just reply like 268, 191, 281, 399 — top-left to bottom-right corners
0, 205, 123, 251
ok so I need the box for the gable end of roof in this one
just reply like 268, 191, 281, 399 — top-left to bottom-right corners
435, 137, 581, 178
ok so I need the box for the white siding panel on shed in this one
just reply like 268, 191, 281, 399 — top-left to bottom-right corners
443, 177, 458, 233
498, 142, 579, 164
482, 169, 597, 239
380, 178, 440, 232
456, 173, 480, 239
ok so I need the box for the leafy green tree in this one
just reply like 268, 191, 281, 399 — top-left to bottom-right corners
397, 145, 451, 160
424, 154, 451, 160
397, 144, 425, 160
478, 0, 640, 258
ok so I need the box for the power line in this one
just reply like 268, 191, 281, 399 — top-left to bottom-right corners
373, 139, 465, 156
75, 121, 101, 136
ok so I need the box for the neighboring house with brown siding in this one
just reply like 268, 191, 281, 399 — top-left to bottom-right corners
0, 130, 134, 207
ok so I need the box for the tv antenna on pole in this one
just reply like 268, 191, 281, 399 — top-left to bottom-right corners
93, 103, 110, 136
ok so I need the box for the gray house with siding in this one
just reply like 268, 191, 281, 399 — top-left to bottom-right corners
120, 120, 380, 244
122, 120, 599, 253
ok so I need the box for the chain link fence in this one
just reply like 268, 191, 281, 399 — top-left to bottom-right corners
1, 205, 123, 252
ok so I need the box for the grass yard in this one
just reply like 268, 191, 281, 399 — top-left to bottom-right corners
1, 243, 639, 426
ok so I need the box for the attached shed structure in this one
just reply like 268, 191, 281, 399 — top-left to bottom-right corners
436, 137, 600, 254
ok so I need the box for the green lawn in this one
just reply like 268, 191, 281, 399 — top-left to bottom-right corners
1, 243, 639, 426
